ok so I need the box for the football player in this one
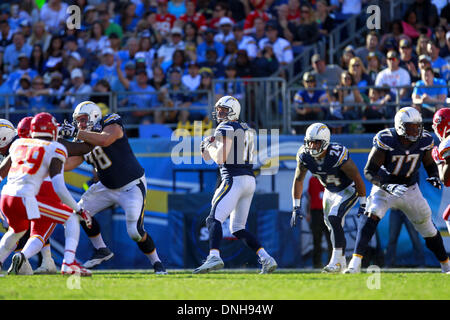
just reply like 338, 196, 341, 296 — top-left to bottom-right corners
59, 101, 167, 274
0, 113, 92, 275
431, 107, 450, 235
345, 107, 450, 273
291, 123, 367, 273
193, 95, 277, 274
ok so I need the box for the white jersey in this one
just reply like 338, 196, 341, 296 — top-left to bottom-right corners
2, 138, 67, 197
438, 136, 450, 160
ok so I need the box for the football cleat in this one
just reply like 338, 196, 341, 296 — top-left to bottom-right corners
153, 261, 168, 275
83, 247, 114, 269
193, 255, 224, 274
34, 258, 58, 274
61, 260, 92, 277
259, 256, 278, 274
323, 257, 347, 273
8, 253, 33, 275
440, 260, 450, 273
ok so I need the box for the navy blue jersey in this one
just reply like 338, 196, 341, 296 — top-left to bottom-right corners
297, 142, 353, 192
83, 113, 145, 189
373, 128, 434, 186
214, 121, 255, 180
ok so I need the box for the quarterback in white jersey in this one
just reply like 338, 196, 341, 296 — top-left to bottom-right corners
432, 108, 450, 236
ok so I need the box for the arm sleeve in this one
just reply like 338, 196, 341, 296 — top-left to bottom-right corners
51, 173, 81, 212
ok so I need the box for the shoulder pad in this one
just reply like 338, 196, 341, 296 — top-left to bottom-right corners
419, 130, 434, 151
439, 137, 450, 159
373, 129, 394, 151
215, 121, 235, 137
103, 113, 121, 125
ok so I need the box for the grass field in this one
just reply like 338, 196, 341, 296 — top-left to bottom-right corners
0, 268, 449, 300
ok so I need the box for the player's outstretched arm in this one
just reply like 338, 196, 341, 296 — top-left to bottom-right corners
64, 155, 85, 172
49, 158, 81, 212
0, 155, 11, 180
57, 138, 94, 156
77, 123, 123, 147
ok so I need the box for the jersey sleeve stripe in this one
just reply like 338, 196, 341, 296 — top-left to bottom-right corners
375, 138, 393, 151
217, 125, 234, 131
336, 148, 348, 166
104, 114, 120, 123
55, 148, 67, 158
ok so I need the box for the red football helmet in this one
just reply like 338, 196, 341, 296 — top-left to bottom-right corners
432, 108, 450, 141
17, 116, 33, 138
30, 112, 58, 140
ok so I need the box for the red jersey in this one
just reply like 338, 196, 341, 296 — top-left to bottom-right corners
308, 176, 324, 210
180, 12, 207, 30
243, 10, 271, 30
156, 13, 177, 35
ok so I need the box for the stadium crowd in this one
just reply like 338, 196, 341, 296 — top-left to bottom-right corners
1, 0, 450, 136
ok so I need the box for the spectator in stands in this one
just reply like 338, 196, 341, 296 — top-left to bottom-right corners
244, 0, 271, 35
90, 47, 118, 87
337, 70, 363, 127
156, 0, 177, 38
209, 2, 232, 30
13, 73, 33, 123
219, 40, 238, 67
182, 61, 201, 90
427, 39, 450, 81
107, 33, 121, 53
45, 35, 63, 60
310, 53, 343, 88
99, 10, 123, 40
180, 0, 207, 32
138, 31, 157, 70
250, 16, 267, 43
417, 54, 438, 79
416, 34, 431, 57
43, 71, 65, 118
63, 35, 87, 72
292, 72, 327, 127
235, 49, 254, 78
316, 0, 335, 37
27, 21, 51, 53
197, 28, 225, 63
149, 65, 167, 91
167, 49, 187, 75
168, 0, 187, 19
86, 21, 109, 55
434, 25, 448, 57
329, 0, 364, 17
4, 31, 32, 73
118, 37, 140, 68
379, 20, 410, 54
0, 68, 14, 111
196, 0, 214, 22
258, 20, 293, 67
398, 39, 420, 82
375, 50, 411, 101
444, 31, 450, 61
348, 56, 370, 96
233, 21, 258, 60
412, 66, 447, 122
116, 2, 139, 34
216, 63, 244, 101
29, 44, 45, 75
252, 42, 279, 77
0, 19, 13, 49
289, 3, 319, 53
39, 0, 68, 35
90, 78, 111, 115
6, 53, 37, 91
29, 75, 53, 114
161, 66, 192, 124
157, 27, 185, 69
183, 21, 201, 49
60, 68, 92, 112
199, 48, 225, 78
406, 0, 439, 29
339, 45, 356, 71
190, 68, 215, 121
355, 31, 384, 67
83, 5, 98, 31
441, 2, 450, 25
214, 17, 236, 45
362, 87, 390, 133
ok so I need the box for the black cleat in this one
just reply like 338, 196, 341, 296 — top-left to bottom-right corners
83, 247, 114, 269
8, 253, 25, 275
153, 261, 168, 275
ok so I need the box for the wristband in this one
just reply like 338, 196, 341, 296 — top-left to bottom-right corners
293, 199, 300, 207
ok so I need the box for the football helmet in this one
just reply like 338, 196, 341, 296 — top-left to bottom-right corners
30, 112, 58, 140
73, 101, 102, 130
304, 123, 330, 157
212, 96, 241, 122
394, 107, 423, 142
17, 116, 33, 138
0, 119, 16, 149
432, 108, 450, 141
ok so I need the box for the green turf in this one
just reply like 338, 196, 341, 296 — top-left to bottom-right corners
0, 269, 449, 300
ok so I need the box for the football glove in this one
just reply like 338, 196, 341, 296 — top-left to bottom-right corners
357, 203, 366, 218
431, 146, 445, 165
59, 120, 78, 138
290, 205, 303, 228
200, 136, 215, 153
426, 176, 442, 189
76, 208, 92, 229
381, 183, 408, 197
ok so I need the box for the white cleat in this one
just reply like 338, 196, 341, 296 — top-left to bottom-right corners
259, 256, 277, 274
8, 253, 34, 275
34, 258, 58, 274
323, 257, 347, 273
440, 260, 450, 273
61, 260, 92, 277
193, 255, 224, 274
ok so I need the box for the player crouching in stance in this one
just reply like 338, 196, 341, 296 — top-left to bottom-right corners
194, 96, 277, 274
345, 107, 450, 273
0, 113, 92, 276
291, 123, 367, 273
431, 108, 450, 237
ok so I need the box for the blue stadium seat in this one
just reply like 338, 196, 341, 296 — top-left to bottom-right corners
138, 124, 173, 138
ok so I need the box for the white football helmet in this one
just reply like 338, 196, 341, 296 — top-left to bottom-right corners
212, 96, 241, 122
73, 101, 102, 130
304, 123, 330, 157
394, 107, 423, 142
0, 119, 16, 149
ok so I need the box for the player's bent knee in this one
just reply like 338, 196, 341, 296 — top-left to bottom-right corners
126, 221, 143, 242
230, 223, 245, 234
414, 220, 437, 238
